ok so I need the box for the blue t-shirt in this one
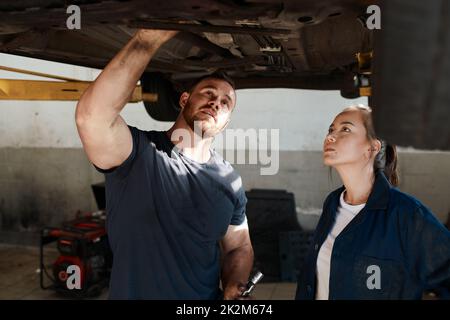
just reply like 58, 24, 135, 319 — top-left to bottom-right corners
96, 126, 247, 299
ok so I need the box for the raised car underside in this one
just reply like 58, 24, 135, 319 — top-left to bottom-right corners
0, 0, 373, 93
1, 0, 449, 150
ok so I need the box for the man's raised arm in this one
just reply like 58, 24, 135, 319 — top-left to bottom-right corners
75, 29, 178, 170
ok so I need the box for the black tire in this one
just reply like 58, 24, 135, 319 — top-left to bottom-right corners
340, 86, 361, 99
140, 72, 181, 122
340, 71, 362, 99
372, 0, 450, 150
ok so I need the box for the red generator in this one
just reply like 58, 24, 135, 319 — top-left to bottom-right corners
40, 210, 112, 298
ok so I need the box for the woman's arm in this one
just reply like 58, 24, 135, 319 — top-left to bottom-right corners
402, 205, 450, 297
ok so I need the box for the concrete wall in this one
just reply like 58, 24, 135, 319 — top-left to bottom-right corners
235, 151, 450, 225
0, 148, 448, 243
0, 148, 99, 228
1, 53, 449, 244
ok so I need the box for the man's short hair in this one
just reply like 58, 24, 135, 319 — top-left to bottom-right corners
188, 71, 235, 93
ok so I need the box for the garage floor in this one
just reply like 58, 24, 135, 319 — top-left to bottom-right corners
0, 244, 296, 300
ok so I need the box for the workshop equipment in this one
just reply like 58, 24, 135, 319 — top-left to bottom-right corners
40, 210, 112, 298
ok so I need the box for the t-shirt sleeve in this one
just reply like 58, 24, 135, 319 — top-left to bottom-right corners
230, 183, 248, 226
93, 125, 147, 180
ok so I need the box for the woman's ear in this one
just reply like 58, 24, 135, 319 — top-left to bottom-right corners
179, 92, 189, 109
372, 139, 382, 155
365, 139, 381, 160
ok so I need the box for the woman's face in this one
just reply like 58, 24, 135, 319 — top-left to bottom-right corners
323, 110, 374, 168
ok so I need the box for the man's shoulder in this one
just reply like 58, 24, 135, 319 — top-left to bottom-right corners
128, 126, 165, 141
209, 149, 245, 196
128, 126, 173, 153
210, 149, 242, 178
210, 149, 231, 167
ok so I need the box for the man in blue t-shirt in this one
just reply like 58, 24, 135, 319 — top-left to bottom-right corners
75, 29, 254, 299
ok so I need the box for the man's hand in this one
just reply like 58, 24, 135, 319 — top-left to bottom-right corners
223, 283, 251, 300
137, 29, 179, 47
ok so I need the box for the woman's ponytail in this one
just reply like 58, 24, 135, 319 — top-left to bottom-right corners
342, 105, 400, 187
375, 140, 399, 187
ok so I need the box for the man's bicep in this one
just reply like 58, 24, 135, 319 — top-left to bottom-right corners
78, 115, 133, 170
221, 217, 252, 255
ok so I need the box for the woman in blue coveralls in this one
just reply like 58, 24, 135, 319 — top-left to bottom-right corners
296, 105, 450, 300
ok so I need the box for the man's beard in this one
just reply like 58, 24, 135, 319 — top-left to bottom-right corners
182, 101, 217, 138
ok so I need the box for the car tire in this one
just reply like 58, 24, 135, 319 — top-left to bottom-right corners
140, 72, 180, 122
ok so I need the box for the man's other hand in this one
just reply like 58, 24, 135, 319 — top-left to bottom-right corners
223, 283, 253, 300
